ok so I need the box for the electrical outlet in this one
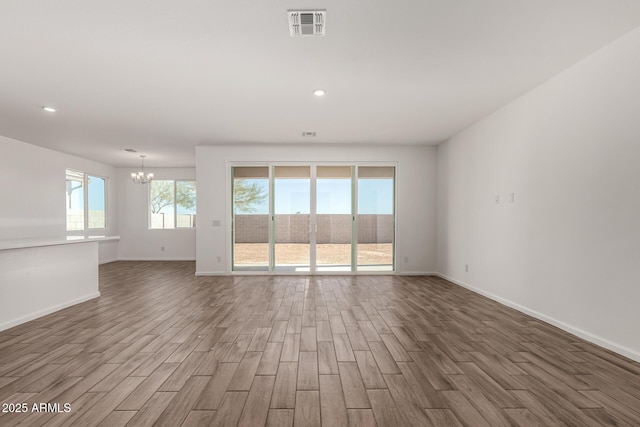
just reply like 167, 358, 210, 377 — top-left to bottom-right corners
161, 246, 165, 251
403, 257, 409, 263
465, 264, 469, 272
217, 256, 222, 263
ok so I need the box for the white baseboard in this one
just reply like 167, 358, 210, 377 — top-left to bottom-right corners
195, 271, 227, 276
117, 257, 196, 261
398, 271, 438, 276
435, 272, 640, 364
196, 270, 438, 277
0, 292, 101, 332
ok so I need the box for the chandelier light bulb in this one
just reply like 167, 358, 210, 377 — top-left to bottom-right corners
131, 155, 153, 184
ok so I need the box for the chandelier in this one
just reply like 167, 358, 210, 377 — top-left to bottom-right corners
131, 155, 154, 184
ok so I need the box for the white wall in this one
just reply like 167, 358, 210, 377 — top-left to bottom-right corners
0, 136, 118, 263
0, 136, 195, 263
437, 27, 640, 361
117, 167, 196, 260
196, 144, 437, 275
0, 242, 100, 331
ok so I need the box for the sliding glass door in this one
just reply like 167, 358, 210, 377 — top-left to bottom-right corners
274, 166, 311, 271
316, 166, 353, 271
232, 167, 270, 271
232, 164, 394, 273
357, 166, 395, 271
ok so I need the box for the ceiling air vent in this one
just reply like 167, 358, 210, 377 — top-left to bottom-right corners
288, 10, 326, 36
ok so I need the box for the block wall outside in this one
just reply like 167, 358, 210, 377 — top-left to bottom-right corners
234, 214, 393, 243
66, 209, 106, 230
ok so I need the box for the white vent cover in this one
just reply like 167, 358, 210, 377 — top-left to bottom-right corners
288, 10, 326, 36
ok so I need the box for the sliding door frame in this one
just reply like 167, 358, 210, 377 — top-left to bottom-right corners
229, 161, 397, 275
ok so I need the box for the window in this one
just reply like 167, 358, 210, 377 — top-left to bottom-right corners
150, 180, 196, 229
232, 167, 270, 271
231, 164, 395, 272
66, 169, 107, 231
357, 166, 394, 271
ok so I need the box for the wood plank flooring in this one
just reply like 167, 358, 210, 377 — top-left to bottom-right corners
1, 261, 640, 426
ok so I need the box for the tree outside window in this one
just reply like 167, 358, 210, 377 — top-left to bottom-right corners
150, 180, 196, 229
233, 179, 268, 214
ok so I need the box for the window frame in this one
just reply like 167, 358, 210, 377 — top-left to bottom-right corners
65, 169, 108, 232
148, 179, 197, 230
229, 162, 396, 274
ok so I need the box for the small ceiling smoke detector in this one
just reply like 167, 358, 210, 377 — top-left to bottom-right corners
302, 131, 317, 137
42, 106, 56, 113
288, 10, 326, 36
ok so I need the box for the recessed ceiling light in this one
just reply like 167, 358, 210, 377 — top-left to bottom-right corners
42, 106, 56, 113
313, 89, 325, 97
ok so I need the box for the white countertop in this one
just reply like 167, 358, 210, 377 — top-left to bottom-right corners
0, 235, 120, 251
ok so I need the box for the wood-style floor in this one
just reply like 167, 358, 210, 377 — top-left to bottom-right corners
1, 262, 640, 426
